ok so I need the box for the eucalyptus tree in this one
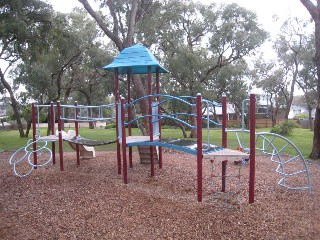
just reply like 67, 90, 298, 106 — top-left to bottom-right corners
252, 59, 287, 126
78, 0, 267, 137
300, 0, 320, 159
273, 17, 311, 120
148, 1, 267, 136
296, 34, 317, 130
207, 60, 249, 120
15, 9, 115, 131
0, 0, 52, 137
77, 0, 150, 121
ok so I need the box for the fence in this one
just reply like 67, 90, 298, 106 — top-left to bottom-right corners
227, 119, 285, 128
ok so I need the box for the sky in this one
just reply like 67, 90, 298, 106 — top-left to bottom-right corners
50, 0, 312, 30
49, 0, 313, 55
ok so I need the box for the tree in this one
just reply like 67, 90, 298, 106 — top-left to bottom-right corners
79, 0, 267, 137
0, 0, 52, 137
77, 0, 150, 129
252, 59, 287, 126
273, 17, 311, 120
155, 1, 267, 136
300, 0, 320, 159
15, 9, 115, 132
296, 33, 317, 130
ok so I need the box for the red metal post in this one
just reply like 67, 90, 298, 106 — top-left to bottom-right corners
148, 66, 155, 177
75, 101, 80, 165
50, 102, 56, 165
121, 98, 128, 184
249, 94, 256, 204
222, 95, 227, 148
196, 93, 203, 202
57, 101, 64, 171
127, 73, 133, 168
156, 68, 162, 169
31, 103, 37, 168
221, 160, 227, 192
115, 68, 121, 174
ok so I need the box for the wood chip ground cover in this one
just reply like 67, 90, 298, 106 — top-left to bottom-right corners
0, 151, 319, 239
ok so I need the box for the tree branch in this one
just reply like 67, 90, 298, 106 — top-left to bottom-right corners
125, 0, 138, 47
78, 0, 123, 51
300, 0, 318, 20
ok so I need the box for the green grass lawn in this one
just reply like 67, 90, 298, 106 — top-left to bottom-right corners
0, 127, 314, 158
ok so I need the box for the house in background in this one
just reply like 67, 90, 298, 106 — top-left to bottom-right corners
203, 103, 236, 121
288, 105, 316, 119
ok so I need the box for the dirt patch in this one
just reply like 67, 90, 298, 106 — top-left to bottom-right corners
1, 150, 319, 239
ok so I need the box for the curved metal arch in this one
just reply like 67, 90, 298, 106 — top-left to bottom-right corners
226, 129, 311, 192
125, 94, 196, 108
125, 114, 196, 129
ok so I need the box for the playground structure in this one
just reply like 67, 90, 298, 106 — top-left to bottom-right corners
103, 44, 311, 204
9, 102, 116, 176
9, 44, 311, 206
103, 44, 254, 204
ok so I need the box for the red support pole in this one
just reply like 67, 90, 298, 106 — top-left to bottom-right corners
196, 93, 203, 202
115, 68, 121, 174
57, 101, 64, 171
156, 68, 162, 169
148, 66, 154, 177
121, 98, 128, 184
127, 73, 133, 168
31, 103, 37, 168
222, 95, 227, 148
249, 94, 256, 204
221, 160, 227, 192
75, 101, 80, 165
50, 102, 56, 165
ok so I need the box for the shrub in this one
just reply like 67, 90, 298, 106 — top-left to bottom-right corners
295, 113, 309, 119
105, 122, 116, 129
270, 121, 298, 136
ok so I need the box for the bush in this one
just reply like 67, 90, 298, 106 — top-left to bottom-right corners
105, 122, 116, 129
295, 113, 309, 119
270, 121, 298, 136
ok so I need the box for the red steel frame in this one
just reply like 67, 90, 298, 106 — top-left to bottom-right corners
74, 101, 80, 165
31, 102, 57, 168
32, 103, 37, 168
121, 98, 128, 184
249, 94, 256, 204
56, 101, 64, 171
127, 73, 133, 168
222, 95, 227, 148
156, 68, 162, 168
50, 102, 56, 165
115, 68, 122, 174
196, 94, 203, 202
147, 66, 155, 177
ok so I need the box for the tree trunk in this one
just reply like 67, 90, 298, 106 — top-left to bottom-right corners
132, 75, 148, 135
25, 119, 32, 138
78, 0, 149, 134
190, 106, 197, 138
0, 68, 25, 137
308, 107, 313, 131
300, 0, 320, 159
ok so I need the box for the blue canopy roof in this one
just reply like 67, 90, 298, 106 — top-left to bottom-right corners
102, 44, 169, 74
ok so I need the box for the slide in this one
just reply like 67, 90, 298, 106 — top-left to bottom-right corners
63, 130, 96, 158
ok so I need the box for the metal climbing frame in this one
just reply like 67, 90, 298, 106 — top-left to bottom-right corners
226, 130, 311, 193
10, 102, 117, 176
226, 97, 311, 193
208, 159, 242, 209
